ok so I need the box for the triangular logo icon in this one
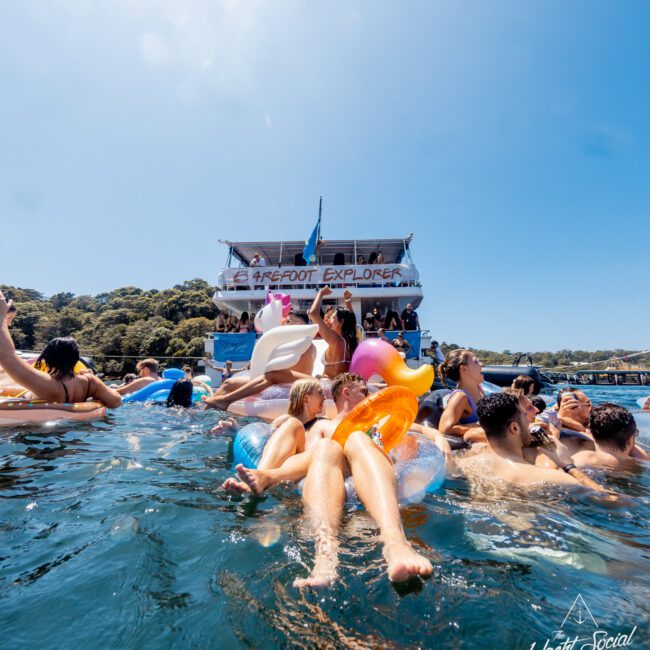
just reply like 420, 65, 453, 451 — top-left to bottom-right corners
560, 593, 598, 629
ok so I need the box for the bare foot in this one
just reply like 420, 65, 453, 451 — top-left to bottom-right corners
210, 418, 237, 434
293, 571, 337, 589
235, 464, 271, 495
203, 397, 230, 411
222, 477, 251, 494
293, 539, 339, 588
383, 541, 432, 582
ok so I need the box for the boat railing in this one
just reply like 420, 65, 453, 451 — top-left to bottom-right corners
207, 328, 429, 362
216, 262, 421, 292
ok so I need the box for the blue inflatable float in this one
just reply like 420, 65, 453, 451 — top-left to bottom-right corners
122, 368, 208, 404
232, 422, 445, 506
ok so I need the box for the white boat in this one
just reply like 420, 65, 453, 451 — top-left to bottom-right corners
202, 234, 431, 384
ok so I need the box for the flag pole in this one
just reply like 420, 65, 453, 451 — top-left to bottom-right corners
317, 195, 322, 262
318, 196, 322, 236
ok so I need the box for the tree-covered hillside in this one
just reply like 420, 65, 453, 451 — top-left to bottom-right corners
439, 344, 649, 370
1, 280, 218, 376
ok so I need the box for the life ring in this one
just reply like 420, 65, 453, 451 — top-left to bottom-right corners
228, 380, 338, 421
349, 339, 433, 397
0, 398, 106, 428
232, 422, 445, 505
332, 386, 418, 453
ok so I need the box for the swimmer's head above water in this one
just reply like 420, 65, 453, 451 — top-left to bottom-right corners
440, 349, 484, 384
590, 403, 638, 452
331, 372, 368, 408
476, 392, 533, 446
35, 337, 80, 380
287, 378, 325, 418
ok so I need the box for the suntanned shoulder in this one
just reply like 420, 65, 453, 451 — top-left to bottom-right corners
572, 449, 636, 471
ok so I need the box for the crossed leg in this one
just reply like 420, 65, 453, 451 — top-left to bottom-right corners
223, 417, 306, 493
235, 448, 315, 495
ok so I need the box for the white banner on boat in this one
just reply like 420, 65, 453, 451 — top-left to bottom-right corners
218, 264, 419, 288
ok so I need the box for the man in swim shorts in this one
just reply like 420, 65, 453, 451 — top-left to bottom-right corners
115, 358, 162, 395
231, 373, 450, 586
571, 403, 647, 470
458, 393, 608, 492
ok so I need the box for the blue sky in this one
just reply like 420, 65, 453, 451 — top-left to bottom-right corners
1, 1, 648, 351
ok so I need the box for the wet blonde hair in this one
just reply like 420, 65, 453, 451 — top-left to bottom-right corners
287, 378, 322, 417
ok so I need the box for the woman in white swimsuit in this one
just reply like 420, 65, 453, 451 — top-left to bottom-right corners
309, 286, 358, 380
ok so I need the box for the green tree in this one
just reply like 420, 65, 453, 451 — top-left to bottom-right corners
174, 317, 214, 342
50, 292, 75, 310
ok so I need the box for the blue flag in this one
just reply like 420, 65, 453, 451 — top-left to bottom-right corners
302, 216, 321, 265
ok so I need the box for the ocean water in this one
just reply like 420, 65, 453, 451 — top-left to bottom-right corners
1, 385, 649, 649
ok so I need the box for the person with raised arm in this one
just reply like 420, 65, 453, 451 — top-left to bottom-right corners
0, 290, 121, 408
308, 286, 358, 379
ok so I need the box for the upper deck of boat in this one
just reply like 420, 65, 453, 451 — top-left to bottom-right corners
220, 235, 415, 269
207, 234, 430, 368
215, 234, 421, 302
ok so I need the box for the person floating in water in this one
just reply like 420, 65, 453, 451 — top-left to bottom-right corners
165, 378, 194, 408
570, 403, 648, 470
0, 291, 121, 408
224, 373, 452, 587
457, 392, 608, 493
438, 349, 486, 444
203, 311, 316, 411
221, 378, 327, 493
115, 358, 162, 396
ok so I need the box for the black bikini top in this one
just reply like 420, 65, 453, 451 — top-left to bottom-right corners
303, 416, 325, 432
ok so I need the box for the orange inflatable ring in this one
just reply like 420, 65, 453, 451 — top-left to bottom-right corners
332, 386, 418, 452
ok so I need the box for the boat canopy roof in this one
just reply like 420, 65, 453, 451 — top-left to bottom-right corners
220, 234, 414, 267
